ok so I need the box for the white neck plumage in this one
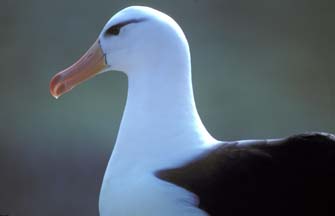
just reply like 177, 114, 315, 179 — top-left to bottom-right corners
110, 40, 217, 170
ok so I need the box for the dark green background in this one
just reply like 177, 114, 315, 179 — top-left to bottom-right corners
1, 0, 334, 215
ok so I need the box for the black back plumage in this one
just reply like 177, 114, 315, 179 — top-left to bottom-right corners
156, 132, 335, 216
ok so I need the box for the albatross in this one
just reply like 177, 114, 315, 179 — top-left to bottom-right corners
50, 6, 335, 216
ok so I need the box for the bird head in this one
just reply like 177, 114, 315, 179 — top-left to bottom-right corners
50, 6, 188, 98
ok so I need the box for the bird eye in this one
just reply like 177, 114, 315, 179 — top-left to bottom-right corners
105, 25, 121, 36
104, 18, 146, 37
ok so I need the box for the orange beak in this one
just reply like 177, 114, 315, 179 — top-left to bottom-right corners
50, 40, 107, 98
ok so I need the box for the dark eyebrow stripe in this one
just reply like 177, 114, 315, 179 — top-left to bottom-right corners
116, 18, 147, 27
105, 18, 147, 36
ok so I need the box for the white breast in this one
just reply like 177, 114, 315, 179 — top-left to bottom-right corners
99, 169, 208, 216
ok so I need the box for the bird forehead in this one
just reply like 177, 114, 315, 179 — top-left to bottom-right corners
104, 6, 171, 30
106, 7, 149, 26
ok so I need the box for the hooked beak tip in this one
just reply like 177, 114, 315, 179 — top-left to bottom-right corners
50, 74, 66, 99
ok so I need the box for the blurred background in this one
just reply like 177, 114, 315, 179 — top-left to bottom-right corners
0, 0, 334, 215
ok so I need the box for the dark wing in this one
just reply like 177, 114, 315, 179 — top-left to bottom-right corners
156, 132, 335, 216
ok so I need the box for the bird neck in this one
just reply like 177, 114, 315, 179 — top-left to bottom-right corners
110, 44, 217, 169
